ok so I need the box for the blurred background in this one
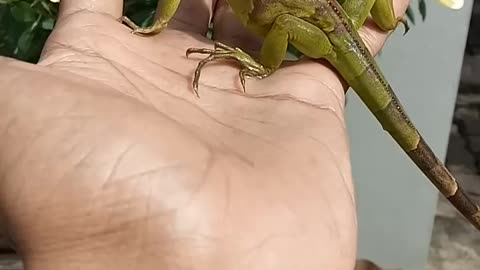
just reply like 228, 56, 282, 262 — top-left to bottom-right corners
0, 0, 479, 269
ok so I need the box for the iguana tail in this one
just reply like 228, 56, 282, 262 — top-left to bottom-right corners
322, 0, 480, 230
380, 90, 480, 230
406, 131, 480, 230
338, 55, 480, 231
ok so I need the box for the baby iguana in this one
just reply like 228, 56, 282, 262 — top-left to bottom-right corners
122, 0, 480, 230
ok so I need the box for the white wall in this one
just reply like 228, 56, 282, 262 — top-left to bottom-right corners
346, 1, 474, 269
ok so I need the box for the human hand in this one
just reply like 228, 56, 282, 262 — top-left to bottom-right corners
0, 0, 408, 269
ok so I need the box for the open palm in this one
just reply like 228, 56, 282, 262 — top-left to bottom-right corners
0, 0, 407, 269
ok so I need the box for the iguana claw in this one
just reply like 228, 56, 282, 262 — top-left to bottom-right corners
186, 42, 272, 97
121, 16, 167, 35
398, 17, 410, 35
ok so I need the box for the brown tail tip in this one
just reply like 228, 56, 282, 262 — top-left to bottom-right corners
354, 259, 382, 270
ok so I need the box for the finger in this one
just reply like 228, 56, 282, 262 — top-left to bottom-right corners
167, 0, 216, 34
358, 0, 410, 56
57, 0, 123, 20
211, 0, 264, 54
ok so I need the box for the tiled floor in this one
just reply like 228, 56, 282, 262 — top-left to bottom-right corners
427, 196, 480, 270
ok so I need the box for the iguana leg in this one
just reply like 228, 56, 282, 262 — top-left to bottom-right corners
186, 42, 271, 96
186, 14, 334, 96
371, 0, 410, 33
340, 0, 409, 34
339, 0, 376, 30
122, 0, 181, 35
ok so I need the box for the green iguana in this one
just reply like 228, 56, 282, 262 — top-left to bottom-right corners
122, 0, 480, 230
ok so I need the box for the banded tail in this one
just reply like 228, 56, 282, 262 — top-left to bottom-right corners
338, 42, 480, 231
343, 48, 480, 231
374, 86, 480, 230
324, 0, 480, 230
349, 63, 480, 230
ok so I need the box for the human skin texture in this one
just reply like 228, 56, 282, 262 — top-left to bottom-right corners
0, 0, 408, 269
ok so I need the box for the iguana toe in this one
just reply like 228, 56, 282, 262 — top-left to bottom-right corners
122, 16, 167, 36
186, 42, 272, 96
397, 17, 410, 35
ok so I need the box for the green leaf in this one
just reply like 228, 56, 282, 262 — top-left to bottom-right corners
40, 0, 56, 17
128, 9, 155, 27
419, 0, 427, 21
10, 2, 37, 22
123, 0, 158, 27
0, 4, 6, 22
406, 5, 415, 24
41, 17, 54, 30
16, 29, 33, 54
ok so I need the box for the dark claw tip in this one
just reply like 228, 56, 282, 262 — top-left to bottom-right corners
400, 18, 410, 36
193, 84, 200, 98
185, 49, 194, 58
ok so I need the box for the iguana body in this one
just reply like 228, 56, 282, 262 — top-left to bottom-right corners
122, 0, 480, 230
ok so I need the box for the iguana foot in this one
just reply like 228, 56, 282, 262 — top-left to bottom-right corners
186, 42, 273, 97
397, 17, 410, 35
121, 16, 167, 35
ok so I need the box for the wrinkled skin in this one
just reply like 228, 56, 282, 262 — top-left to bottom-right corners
0, 0, 407, 269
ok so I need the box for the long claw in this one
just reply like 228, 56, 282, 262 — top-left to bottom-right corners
121, 16, 138, 30
214, 42, 235, 51
398, 17, 410, 35
239, 70, 247, 93
185, 42, 272, 96
186, 48, 217, 58
192, 54, 217, 97
121, 16, 167, 36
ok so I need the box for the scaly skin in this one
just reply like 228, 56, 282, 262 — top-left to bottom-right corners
122, 0, 480, 230
319, 0, 480, 230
